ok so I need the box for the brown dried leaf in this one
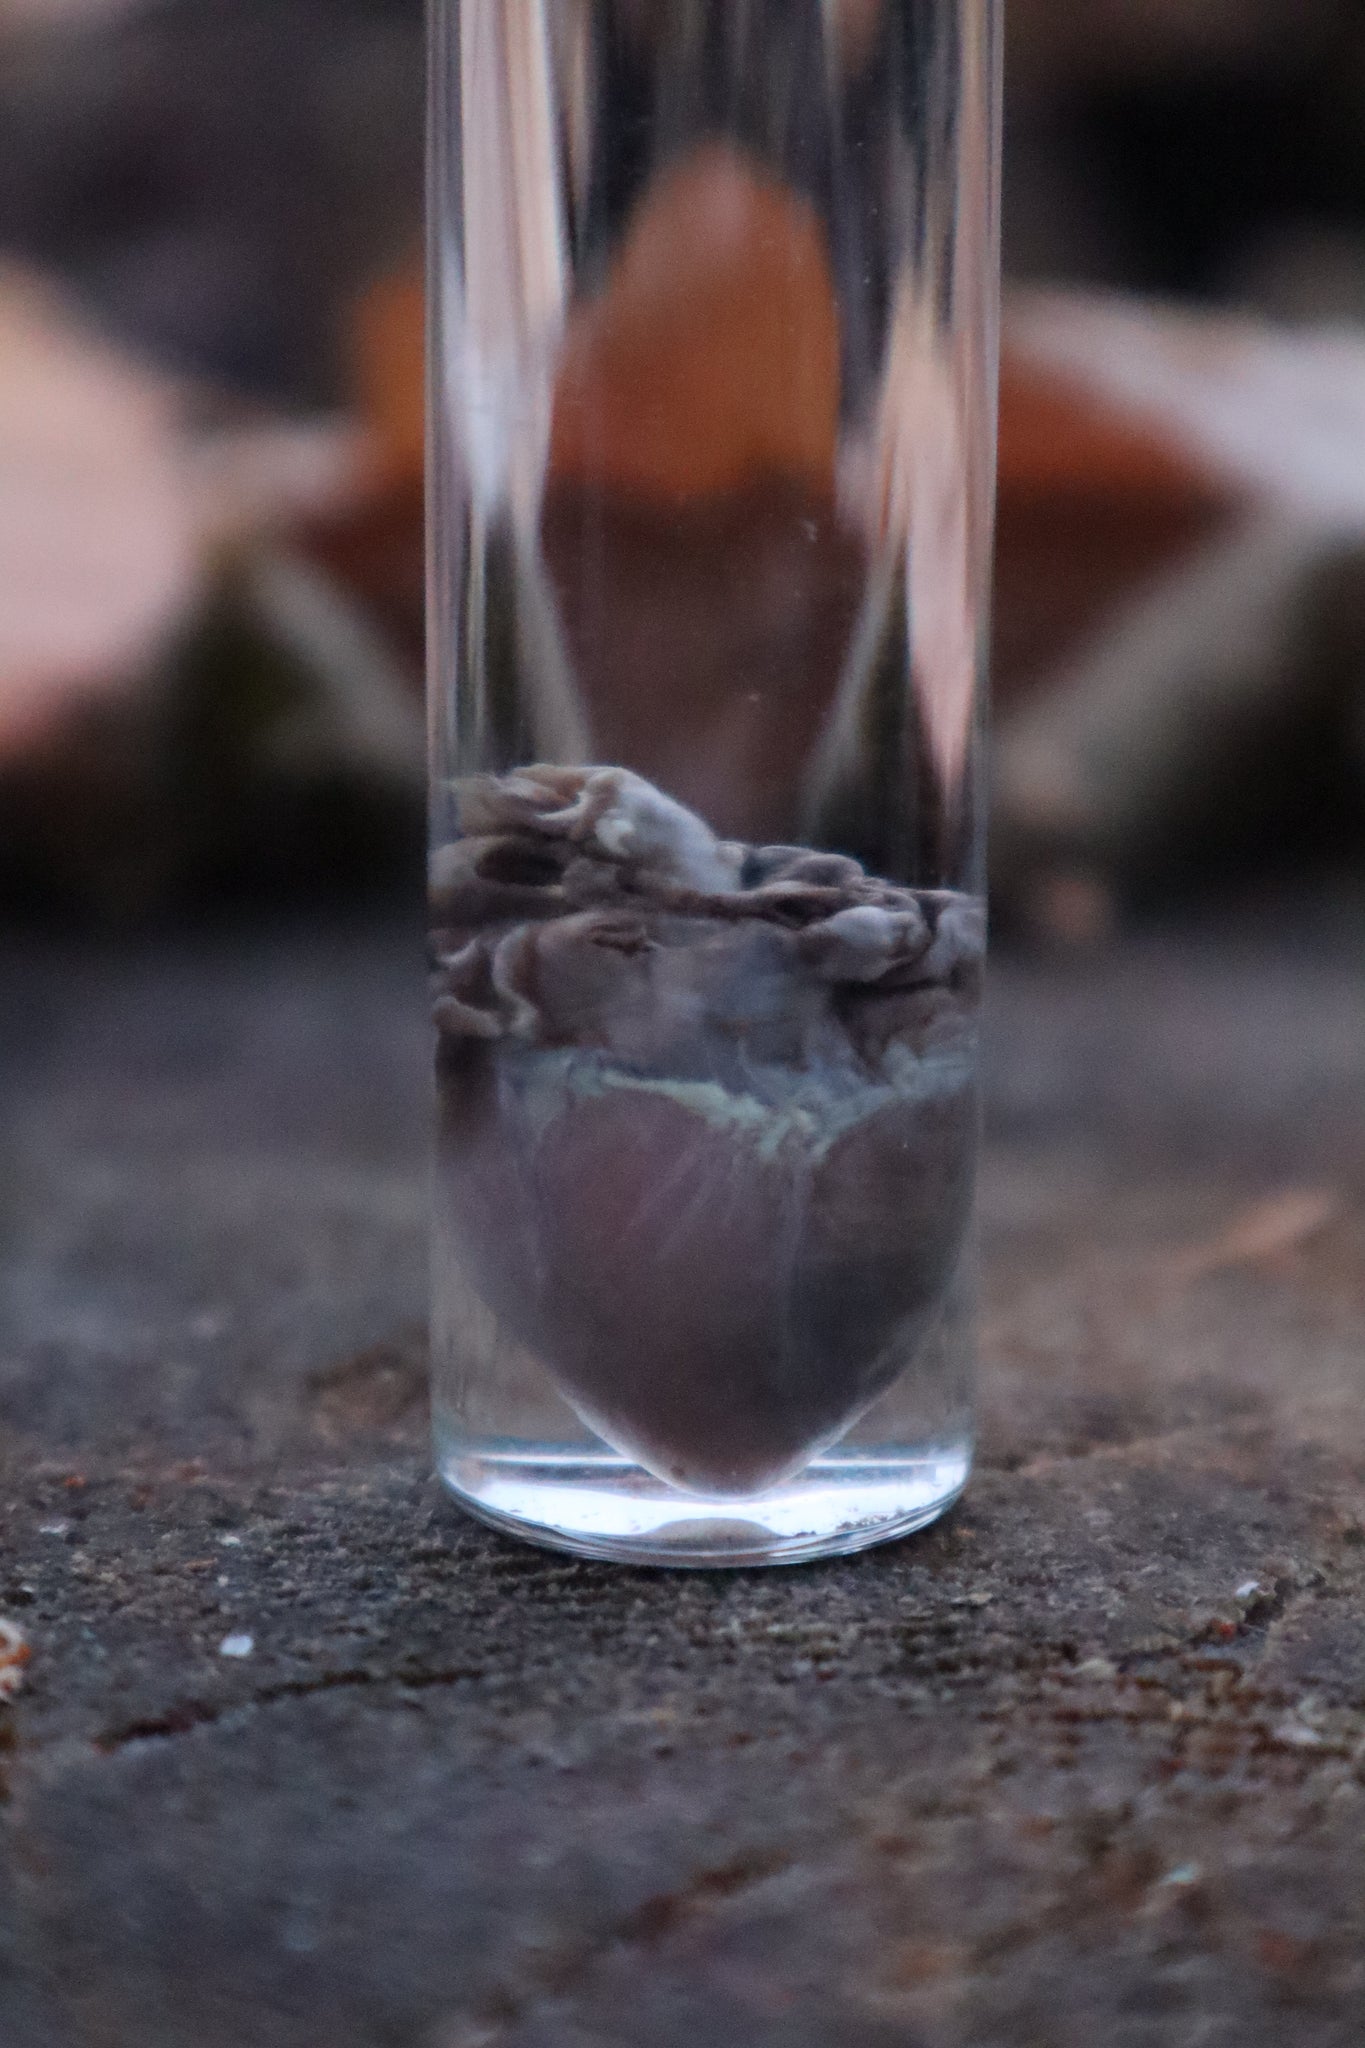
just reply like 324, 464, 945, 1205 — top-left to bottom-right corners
0, 1617, 30, 1702
1168, 1188, 1342, 1283
0, 264, 198, 757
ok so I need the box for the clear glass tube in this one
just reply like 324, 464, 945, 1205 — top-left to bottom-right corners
428, 0, 1000, 1565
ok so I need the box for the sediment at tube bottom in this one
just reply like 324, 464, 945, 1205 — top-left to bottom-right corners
431, 766, 982, 1497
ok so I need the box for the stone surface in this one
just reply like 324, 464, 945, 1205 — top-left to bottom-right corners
1, 897, 1364, 2045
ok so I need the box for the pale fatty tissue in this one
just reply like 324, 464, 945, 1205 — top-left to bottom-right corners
431, 766, 982, 1497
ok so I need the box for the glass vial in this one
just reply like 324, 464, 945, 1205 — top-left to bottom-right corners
428, 0, 1000, 1564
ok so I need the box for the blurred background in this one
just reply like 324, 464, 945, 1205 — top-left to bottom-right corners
2, 0, 1365, 934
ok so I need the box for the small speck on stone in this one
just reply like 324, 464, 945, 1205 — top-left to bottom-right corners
39, 1522, 69, 1537
1160, 1864, 1201, 1889
1236, 1580, 1262, 1600
219, 1633, 255, 1659
219, 1534, 243, 1548
1274, 1718, 1324, 1750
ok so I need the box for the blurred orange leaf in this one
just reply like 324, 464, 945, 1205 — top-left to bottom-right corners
549, 143, 841, 503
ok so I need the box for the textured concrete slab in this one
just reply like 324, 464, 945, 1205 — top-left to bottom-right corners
1, 901, 1363, 2046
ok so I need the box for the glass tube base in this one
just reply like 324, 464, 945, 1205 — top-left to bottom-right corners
434, 1423, 972, 1568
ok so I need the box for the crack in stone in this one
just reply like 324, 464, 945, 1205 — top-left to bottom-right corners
462, 1847, 798, 2031
617, 1846, 795, 1946
94, 1663, 489, 1752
